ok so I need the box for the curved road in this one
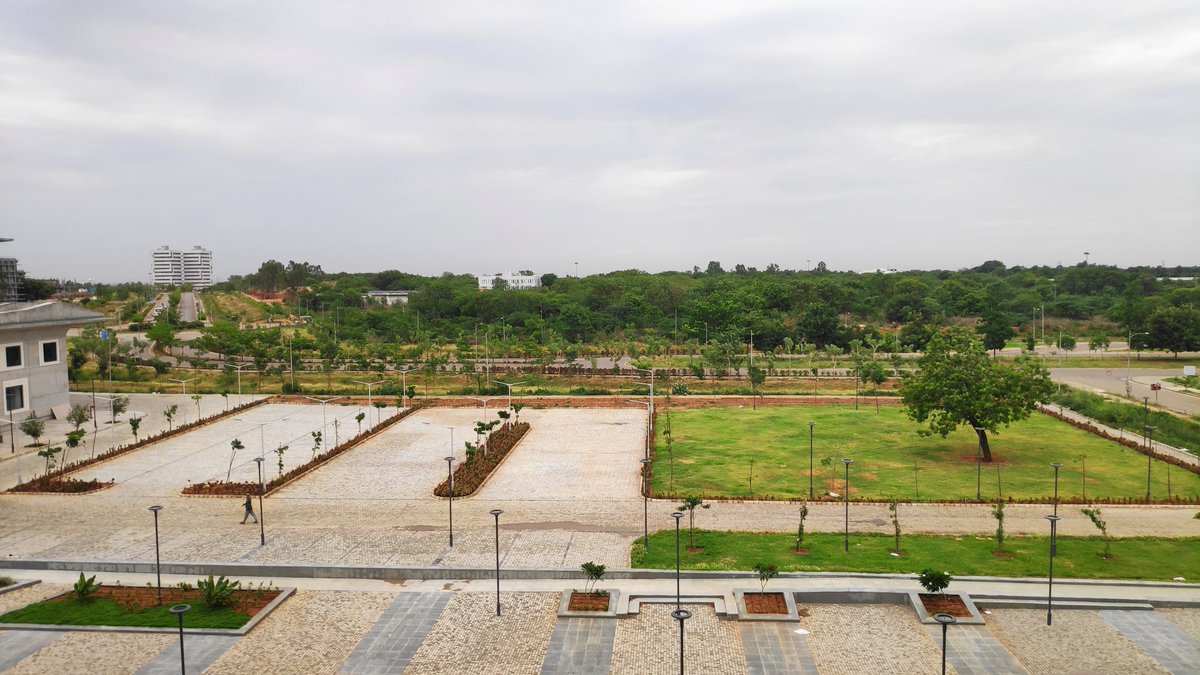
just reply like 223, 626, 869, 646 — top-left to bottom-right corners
1051, 368, 1200, 416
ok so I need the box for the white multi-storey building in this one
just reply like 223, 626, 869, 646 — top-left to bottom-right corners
477, 271, 542, 291
152, 246, 213, 289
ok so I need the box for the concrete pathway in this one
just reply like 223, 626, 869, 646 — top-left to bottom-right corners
540, 617, 617, 675
0, 630, 64, 672
740, 622, 819, 675
340, 592, 450, 674
135, 634, 238, 675
924, 623, 1027, 674
1100, 609, 1200, 675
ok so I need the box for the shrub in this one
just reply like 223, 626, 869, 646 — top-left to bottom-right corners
580, 561, 607, 594
888, 499, 901, 552
0, 575, 14, 587
630, 541, 647, 567
917, 569, 952, 596
197, 574, 240, 608
795, 502, 809, 550
73, 572, 100, 600
753, 562, 779, 592
992, 501, 1005, 552
1082, 508, 1112, 559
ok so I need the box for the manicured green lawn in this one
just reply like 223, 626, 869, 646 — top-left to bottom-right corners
634, 530, 1200, 582
0, 597, 251, 629
652, 406, 1200, 501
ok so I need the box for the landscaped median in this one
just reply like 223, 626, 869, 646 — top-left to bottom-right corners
632, 531, 1200, 582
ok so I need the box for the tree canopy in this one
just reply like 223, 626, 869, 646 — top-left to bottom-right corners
899, 328, 1053, 462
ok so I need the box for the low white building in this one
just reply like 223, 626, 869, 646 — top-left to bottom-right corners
0, 301, 105, 419
477, 271, 541, 291
363, 290, 413, 306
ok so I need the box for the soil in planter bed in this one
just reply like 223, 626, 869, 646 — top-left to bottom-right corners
744, 592, 789, 614
568, 591, 610, 612
919, 593, 973, 618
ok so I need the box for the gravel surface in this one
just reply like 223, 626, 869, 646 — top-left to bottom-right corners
403, 592, 559, 675
5, 631, 172, 675
610, 603, 747, 675
0, 582, 67, 615
205, 590, 396, 675
801, 604, 947, 674
987, 608, 1167, 674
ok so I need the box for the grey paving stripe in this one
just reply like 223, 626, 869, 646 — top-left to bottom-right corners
135, 634, 239, 675
0, 630, 66, 671
739, 622, 819, 675
923, 624, 1027, 675
339, 591, 450, 675
1101, 610, 1200, 675
539, 617, 616, 675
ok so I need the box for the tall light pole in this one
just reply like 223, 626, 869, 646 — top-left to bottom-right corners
490, 379, 526, 411
1045, 514, 1060, 625
1050, 463, 1062, 518
671, 511, 684, 609
490, 509, 503, 616
253, 457, 265, 546
231, 364, 252, 407
351, 379, 383, 425
170, 604, 191, 674
397, 367, 418, 406
627, 399, 651, 459
973, 426, 984, 501
465, 396, 497, 426
444, 456, 455, 546
302, 396, 342, 453
671, 607, 691, 675
808, 422, 816, 500
149, 505, 163, 605
422, 421, 455, 460
934, 613, 956, 675
640, 458, 653, 550
1145, 425, 1157, 501
167, 377, 196, 396
842, 458, 853, 552
1126, 331, 1148, 398
632, 367, 656, 430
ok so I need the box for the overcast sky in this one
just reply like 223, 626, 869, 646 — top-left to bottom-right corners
3, 1, 1198, 283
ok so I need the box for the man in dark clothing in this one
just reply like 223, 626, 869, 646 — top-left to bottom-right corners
241, 494, 257, 524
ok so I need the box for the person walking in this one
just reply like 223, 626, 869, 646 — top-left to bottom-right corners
241, 494, 257, 524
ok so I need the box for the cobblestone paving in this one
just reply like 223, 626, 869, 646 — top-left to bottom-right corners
205, 590, 397, 675
0, 630, 64, 672
740, 621, 818, 674
135, 635, 239, 675
1159, 608, 1200, 644
0, 583, 66, 615
801, 604, 945, 674
5, 631, 172, 675
341, 592, 450, 674
987, 609, 1168, 674
403, 592, 559, 675
1100, 609, 1200, 675
540, 617, 617, 675
922, 623, 1026, 674
610, 603, 747, 675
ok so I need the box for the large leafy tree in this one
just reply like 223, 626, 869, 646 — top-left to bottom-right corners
1147, 306, 1200, 357
899, 328, 1052, 462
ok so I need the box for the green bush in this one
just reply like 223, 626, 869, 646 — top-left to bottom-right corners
197, 574, 240, 608
73, 573, 100, 600
1051, 387, 1200, 451
917, 568, 952, 596
0, 575, 14, 587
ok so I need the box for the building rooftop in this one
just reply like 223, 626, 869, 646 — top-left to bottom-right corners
0, 300, 106, 329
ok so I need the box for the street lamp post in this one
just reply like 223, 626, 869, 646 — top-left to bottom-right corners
444, 456, 455, 546
631, 366, 656, 427
351, 380, 384, 426
627, 399, 651, 459
808, 422, 815, 500
842, 458, 853, 552
671, 608, 692, 675
490, 509, 503, 616
231, 364, 252, 407
170, 604, 191, 674
1045, 514, 1060, 625
671, 511, 684, 609
1126, 331, 1148, 398
490, 379, 527, 411
167, 377, 196, 396
973, 426, 984, 501
397, 368, 418, 406
934, 613, 956, 675
253, 457, 265, 546
1145, 425, 1157, 500
149, 505, 163, 605
302, 396, 342, 453
1051, 463, 1062, 518
640, 458, 653, 550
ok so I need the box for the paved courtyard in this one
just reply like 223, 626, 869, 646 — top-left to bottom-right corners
1, 577, 1198, 674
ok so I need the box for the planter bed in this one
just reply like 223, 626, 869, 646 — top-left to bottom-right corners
0, 584, 286, 631
557, 590, 620, 618
433, 422, 530, 497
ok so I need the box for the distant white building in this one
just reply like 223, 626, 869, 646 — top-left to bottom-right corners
363, 290, 413, 305
152, 246, 213, 289
477, 271, 541, 291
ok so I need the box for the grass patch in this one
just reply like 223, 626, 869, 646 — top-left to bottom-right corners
653, 406, 1200, 501
1051, 386, 1200, 452
634, 531, 1200, 582
0, 596, 251, 629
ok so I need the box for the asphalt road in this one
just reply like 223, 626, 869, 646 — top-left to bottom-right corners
1050, 367, 1200, 416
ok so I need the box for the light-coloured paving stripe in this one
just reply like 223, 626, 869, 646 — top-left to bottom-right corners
340, 592, 450, 674
988, 608, 1168, 674
403, 592, 559, 675
801, 604, 945, 674
4, 631, 173, 675
135, 634, 239, 675
921, 623, 1027, 675
0, 630, 66, 672
1100, 609, 1200, 675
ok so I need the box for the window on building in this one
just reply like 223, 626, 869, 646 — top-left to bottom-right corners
3, 344, 21, 368
4, 384, 24, 412
41, 340, 59, 365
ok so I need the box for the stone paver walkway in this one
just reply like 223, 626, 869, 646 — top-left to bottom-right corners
988, 608, 1169, 674
135, 634, 239, 675
739, 621, 818, 675
540, 617, 617, 675
1100, 610, 1200, 675
340, 592, 450, 674
923, 623, 1027, 674
0, 631, 64, 672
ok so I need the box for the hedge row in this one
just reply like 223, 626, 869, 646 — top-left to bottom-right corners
433, 422, 530, 497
